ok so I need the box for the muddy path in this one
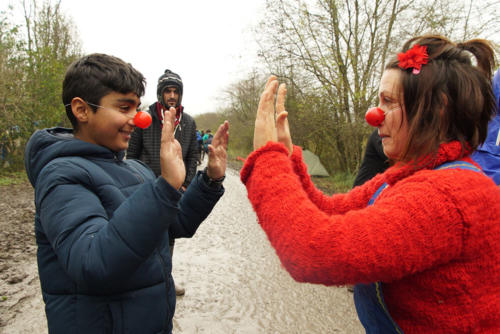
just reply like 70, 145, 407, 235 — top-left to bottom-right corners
0, 166, 363, 333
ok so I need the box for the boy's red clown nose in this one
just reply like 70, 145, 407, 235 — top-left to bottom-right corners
134, 111, 152, 129
365, 107, 385, 127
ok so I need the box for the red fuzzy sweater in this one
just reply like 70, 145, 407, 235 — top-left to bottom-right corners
241, 141, 500, 333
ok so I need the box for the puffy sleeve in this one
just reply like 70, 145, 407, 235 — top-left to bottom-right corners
240, 142, 464, 286
36, 159, 222, 289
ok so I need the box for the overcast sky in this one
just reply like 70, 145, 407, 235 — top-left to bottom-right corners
5, 0, 267, 115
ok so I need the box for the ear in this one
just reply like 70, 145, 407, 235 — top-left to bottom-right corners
71, 97, 90, 124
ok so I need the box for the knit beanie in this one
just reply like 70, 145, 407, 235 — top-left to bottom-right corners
157, 69, 183, 108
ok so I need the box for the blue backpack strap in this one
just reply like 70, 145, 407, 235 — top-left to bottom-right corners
435, 161, 482, 172
368, 161, 481, 206
368, 183, 388, 205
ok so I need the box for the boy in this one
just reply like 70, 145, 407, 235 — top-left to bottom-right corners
24, 53, 229, 334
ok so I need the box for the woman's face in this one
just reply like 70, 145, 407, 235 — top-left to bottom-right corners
377, 69, 409, 160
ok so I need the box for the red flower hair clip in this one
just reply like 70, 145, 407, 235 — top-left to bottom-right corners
397, 44, 429, 75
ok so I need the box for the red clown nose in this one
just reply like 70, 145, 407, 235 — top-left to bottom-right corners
133, 111, 152, 129
365, 107, 385, 127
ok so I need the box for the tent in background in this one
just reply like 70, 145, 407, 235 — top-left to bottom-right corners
302, 149, 329, 177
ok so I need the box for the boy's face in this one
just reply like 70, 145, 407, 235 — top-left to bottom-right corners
75, 92, 141, 152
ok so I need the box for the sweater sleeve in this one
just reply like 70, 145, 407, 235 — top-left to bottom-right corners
241, 142, 465, 286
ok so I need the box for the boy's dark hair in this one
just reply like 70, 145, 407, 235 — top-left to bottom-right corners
62, 53, 146, 130
385, 34, 497, 163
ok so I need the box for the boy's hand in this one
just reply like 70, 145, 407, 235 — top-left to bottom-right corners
160, 107, 185, 190
207, 121, 229, 180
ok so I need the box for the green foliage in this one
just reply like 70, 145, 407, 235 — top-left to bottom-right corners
0, 1, 81, 174
194, 112, 225, 133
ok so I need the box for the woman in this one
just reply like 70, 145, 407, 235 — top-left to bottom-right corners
241, 35, 500, 333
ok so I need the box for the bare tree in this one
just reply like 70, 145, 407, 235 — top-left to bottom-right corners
22, 0, 81, 131
254, 0, 499, 174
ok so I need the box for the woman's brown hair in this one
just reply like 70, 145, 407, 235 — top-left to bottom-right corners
385, 34, 497, 164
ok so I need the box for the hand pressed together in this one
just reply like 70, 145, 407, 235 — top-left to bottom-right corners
254, 75, 293, 155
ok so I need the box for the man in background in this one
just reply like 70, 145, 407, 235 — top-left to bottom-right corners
127, 69, 200, 296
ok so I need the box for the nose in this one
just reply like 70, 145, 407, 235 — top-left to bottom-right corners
365, 107, 385, 127
124, 108, 139, 121
133, 111, 152, 129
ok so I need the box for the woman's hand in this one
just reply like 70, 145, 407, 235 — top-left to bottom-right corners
160, 107, 186, 190
207, 121, 229, 180
254, 75, 293, 155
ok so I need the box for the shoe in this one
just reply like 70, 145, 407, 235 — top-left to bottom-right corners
175, 284, 185, 296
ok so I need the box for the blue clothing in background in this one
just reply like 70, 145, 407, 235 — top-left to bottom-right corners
472, 69, 500, 185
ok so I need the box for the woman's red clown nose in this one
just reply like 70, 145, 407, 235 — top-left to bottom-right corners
365, 107, 385, 127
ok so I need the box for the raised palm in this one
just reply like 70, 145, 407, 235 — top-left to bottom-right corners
160, 108, 186, 189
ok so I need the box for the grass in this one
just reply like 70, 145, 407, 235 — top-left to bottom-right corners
0, 170, 29, 186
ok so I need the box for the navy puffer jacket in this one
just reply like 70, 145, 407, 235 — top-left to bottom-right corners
24, 127, 223, 334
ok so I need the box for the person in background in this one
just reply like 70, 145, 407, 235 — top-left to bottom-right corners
196, 129, 203, 164
353, 129, 389, 187
127, 69, 200, 296
242, 35, 500, 333
25, 53, 228, 333
472, 68, 500, 185
202, 129, 213, 161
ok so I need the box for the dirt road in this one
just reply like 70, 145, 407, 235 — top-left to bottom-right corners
0, 166, 363, 333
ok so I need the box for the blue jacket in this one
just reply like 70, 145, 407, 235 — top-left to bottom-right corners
24, 127, 224, 334
472, 69, 500, 185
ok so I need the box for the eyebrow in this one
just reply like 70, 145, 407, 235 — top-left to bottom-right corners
115, 98, 140, 105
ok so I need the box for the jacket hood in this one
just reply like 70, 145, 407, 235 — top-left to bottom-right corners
24, 127, 124, 187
